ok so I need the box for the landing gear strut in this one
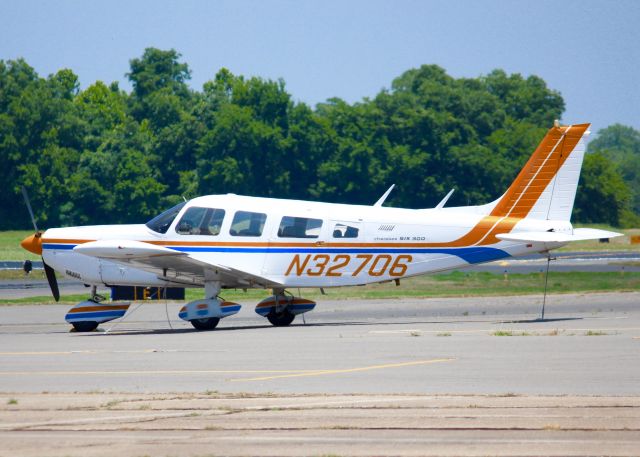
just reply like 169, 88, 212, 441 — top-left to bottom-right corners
178, 280, 241, 331
268, 289, 296, 327
190, 281, 221, 331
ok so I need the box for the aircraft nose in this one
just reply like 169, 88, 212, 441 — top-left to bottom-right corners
21, 233, 43, 255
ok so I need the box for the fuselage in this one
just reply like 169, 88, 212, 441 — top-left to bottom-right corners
39, 193, 571, 290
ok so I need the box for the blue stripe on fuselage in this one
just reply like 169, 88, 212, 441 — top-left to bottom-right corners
43, 244, 510, 264
170, 246, 510, 264
43, 244, 76, 250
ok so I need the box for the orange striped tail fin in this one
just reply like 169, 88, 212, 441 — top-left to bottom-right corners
490, 123, 590, 221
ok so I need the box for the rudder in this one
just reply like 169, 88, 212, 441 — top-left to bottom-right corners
490, 123, 590, 221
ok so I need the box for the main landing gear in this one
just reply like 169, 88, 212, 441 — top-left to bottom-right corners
267, 308, 296, 327
181, 286, 316, 330
64, 283, 317, 332
180, 283, 317, 331
189, 317, 220, 331
255, 289, 316, 327
178, 280, 241, 331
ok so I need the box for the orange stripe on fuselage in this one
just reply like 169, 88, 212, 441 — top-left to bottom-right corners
43, 238, 97, 245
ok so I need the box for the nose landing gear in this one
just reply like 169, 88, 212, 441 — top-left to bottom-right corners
65, 286, 130, 332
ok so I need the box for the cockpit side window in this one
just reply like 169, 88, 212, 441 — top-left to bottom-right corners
145, 202, 186, 234
277, 216, 323, 238
176, 207, 226, 236
229, 211, 267, 237
332, 223, 359, 238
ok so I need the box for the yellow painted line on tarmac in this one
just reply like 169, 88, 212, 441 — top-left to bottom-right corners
231, 358, 456, 382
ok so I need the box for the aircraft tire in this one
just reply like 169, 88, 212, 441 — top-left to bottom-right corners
190, 317, 220, 331
72, 321, 99, 332
267, 310, 296, 327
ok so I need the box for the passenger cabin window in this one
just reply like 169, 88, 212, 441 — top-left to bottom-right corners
230, 211, 267, 237
146, 202, 186, 234
332, 223, 359, 238
277, 216, 323, 238
176, 207, 225, 236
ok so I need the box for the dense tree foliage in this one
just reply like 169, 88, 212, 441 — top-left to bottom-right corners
583, 124, 640, 226
0, 49, 636, 230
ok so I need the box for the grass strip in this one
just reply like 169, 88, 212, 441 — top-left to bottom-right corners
1, 271, 637, 306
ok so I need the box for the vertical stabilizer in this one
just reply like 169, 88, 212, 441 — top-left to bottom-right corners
490, 123, 590, 221
540, 128, 588, 220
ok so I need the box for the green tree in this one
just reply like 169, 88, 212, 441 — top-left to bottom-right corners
196, 70, 297, 198
2, 52, 633, 231
127, 48, 191, 99
0, 62, 83, 228
573, 153, 634, 226
126, 48, 199, 198
587, 124, 640, 216
75, 81, 128, 150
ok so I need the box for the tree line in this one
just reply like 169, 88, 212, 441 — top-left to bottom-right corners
1, 48, 638, 230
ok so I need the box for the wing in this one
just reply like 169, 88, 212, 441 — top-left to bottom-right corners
73, 239, 282, 289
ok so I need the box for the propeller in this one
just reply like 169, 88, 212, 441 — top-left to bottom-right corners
43, 261, 60, 301
20, 186, 60, 301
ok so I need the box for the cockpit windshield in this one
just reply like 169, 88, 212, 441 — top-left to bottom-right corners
145, 202, 186, 234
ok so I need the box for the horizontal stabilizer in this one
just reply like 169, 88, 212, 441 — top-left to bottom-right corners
496, 228, 623, 244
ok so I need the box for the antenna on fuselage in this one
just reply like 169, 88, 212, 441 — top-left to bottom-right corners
435, 188, 455, 209
373, 184, 395, 207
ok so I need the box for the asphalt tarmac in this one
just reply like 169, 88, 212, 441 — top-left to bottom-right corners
1, 292, 639, 456
1, 292, 638, 394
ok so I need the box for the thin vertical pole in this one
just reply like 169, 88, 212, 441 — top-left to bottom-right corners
541, 254, 551, 320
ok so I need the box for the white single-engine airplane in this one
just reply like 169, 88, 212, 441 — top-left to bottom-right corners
21, 122, 621, 331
